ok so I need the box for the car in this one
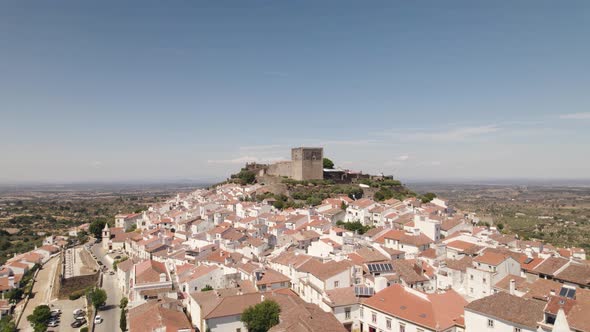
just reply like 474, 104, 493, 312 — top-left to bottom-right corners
94, 315, 103, 324
73, 308, 84, 316
70, 319, 86, 328
47, 320, 59, 327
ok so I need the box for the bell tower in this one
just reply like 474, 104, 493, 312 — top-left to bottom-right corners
102, 223, 111, 250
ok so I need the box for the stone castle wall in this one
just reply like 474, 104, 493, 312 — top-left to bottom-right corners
267, 161, 292, 178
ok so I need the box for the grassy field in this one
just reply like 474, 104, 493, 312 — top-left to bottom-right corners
409, 183, 590, 250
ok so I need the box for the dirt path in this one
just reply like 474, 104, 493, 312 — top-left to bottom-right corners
79, 247, 98, 274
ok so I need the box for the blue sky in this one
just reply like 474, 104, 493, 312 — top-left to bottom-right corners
1, 1, 589, 183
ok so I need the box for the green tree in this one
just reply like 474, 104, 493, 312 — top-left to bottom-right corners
87, 287, 107, 310
120, 297, 128, 310
340, 201, 347, 210
126, 224, 137, 233
323, 158, 334, 169
76, 230, 89, 244
89, 219, 108, 238
421, 192, 437, 203
0, 316, 16, 332
201, 285, 214, 291
120, 308, 127, 331
233, 170, 256, 185
6, 288, 23, 301
240, 300, 281, 332
27, 305, 51, 332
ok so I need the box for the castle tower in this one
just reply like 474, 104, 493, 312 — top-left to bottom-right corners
291, 147, 323, 181
102, 223, 111, 250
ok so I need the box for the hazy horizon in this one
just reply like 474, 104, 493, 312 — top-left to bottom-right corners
1, 1, 589, 183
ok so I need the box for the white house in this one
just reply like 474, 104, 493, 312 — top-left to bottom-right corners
360, 284, 466, 332
464, 292, 545, 332
466, 251, 520, 299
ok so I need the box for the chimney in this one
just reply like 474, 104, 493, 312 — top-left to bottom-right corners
550, 289, 556, 296
509, 279, 516, 295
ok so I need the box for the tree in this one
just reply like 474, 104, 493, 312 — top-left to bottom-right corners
421, 192, 437, 203
27, 305, 51, 332
125, 224, 137, 233
6, 288, 23, 301
201, 285, 214, 292
0, 316, 16, 332
120, 297, 128, 310
87, 287, 107, 310
240, 300, 281, 332
340, 201, 347, 211
323, 158, 334, 169
335, 221, 373, 235
76, 230, 89, 244
89, 219, 107, 238
120, 308, 127, 331
234, 170, 256, 185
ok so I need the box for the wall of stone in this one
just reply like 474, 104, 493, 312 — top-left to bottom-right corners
267, 161, 292, 178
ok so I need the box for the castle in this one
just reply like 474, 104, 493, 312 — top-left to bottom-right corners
246, 147, 324, 181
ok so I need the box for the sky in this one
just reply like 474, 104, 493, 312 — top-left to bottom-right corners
1, 1, 589, 183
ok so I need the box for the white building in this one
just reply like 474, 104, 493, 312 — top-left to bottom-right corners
360, 284, 466, 332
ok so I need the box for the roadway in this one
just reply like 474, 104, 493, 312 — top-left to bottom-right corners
17, 256, 59, 332
91, 243, 122, 332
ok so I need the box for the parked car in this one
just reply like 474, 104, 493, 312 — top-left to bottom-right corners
47, 320, 59, 327
94, 315, 103, 324
70, 318, 86, 328
72, 308, 84, 316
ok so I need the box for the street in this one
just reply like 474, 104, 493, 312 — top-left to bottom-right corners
17, 256, 59, 332
91, 243, 123, 332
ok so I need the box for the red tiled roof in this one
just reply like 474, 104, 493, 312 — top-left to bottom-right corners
364, 285, 466, 331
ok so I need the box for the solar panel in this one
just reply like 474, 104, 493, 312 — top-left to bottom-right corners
367, 263, 393, 274
559, 286, 576, 299
354, 286, 375, 297
524, 258, 533, 264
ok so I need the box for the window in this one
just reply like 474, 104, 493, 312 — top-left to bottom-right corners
399, 323, 405, 332
483, 278, 486, 283
488, 319, 494, 328
236, 329, 241, 332
470, 288, 474, 294
514, 328, 521, 332
372, 312, 377, 323
345, 307, 351, 319
470, 274, 474, 280
360, 307, 364, 319
334, 281, 340, 287
386, 318, 391, 329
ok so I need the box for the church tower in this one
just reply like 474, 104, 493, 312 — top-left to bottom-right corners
102, 223, 111, 250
